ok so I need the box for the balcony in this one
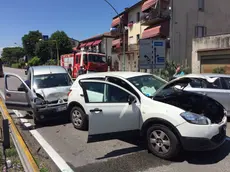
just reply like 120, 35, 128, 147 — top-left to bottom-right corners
110, 27, 128, 38
128, 44, 139, 52
112, 38, 128, 54
141, 0, 170, 26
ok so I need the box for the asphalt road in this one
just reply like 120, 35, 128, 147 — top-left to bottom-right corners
1, 67, 230, 172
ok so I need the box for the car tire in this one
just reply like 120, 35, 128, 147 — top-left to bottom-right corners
70, 106, 87, 130
146, 124, 180, 160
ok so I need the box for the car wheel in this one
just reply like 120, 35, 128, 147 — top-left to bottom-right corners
70, 106, 87, 130
146, 124, 180, 160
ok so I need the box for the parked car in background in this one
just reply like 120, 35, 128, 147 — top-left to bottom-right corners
4, 65, 73, 125
167, 74, 230, 117
67, 72, 227, 160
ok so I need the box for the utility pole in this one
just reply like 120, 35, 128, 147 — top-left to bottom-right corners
104, 0, 126, 71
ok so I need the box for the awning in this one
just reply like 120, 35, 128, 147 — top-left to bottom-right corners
142, 21, 169, 39
85, 41, 94, 47
112, 39, 121, 48
92, 40, 102, 46
142, 0, 158, 12
111, 15, 122, 27
79, 43, 86, 48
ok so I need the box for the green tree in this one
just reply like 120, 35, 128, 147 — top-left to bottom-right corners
1, 47, 25, 65
35, 40, 52, 64
213, 67, 226, 74
28, 56, 40, 66
22, 31, 42, 58
50, 31, 72, 58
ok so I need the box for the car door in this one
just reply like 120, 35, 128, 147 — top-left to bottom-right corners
4, 73, 36, 111
80, 80, 141, 143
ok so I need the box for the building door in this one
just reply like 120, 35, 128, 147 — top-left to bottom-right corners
200, 55, 230, 74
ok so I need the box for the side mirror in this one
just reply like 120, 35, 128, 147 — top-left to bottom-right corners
128, 95, 136, 105
25, 70, 27, 75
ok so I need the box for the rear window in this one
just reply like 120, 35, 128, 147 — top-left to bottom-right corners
33, 73, 72, 89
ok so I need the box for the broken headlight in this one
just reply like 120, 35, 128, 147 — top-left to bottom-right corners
180, 112, 211, 125
34, 98, 45, 105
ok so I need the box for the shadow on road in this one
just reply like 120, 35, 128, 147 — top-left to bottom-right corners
96, 136, 146, 160
174, 138, 230, 165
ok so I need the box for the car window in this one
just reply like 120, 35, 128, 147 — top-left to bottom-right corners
33, 73, 72, 89
107, 77, 140, 100
127, 75, 167, 98
222, 77, 230, 89
204, 78, 222, 89
189, 79, 205, 88
81, 82, 130, 103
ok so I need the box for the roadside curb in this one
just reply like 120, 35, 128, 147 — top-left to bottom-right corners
0, 98, 40, 172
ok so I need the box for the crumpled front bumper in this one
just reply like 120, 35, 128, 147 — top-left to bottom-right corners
35, 103, 68, 118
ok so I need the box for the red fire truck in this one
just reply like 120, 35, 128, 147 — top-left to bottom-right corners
60, 51, 108, 78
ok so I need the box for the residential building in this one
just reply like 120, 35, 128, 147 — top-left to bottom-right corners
110, 0, 170, 71
111, 0, 230, 71
78, 32, 115, 69
110, 10, 129, 71
192, 34, 230, 74
170, 0, 230, 68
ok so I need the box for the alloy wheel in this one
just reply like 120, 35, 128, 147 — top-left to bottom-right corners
72, 110, 82, 127
149, 130, 171, 154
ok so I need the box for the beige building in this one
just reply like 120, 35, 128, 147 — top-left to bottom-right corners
192, 34, 230, 74
171, 0, 230, 68
110, 0, 230, 71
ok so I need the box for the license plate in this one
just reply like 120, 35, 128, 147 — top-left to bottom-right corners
56, 106, 67, 112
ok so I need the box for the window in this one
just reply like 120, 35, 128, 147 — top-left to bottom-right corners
222, 77, 230, 89
204, 78, 222, 89
107, 77, 140, 100
189, 79, 205, 88
136, 34, 140, 41
198, 0, 204, 11
82, 82, 130, 103
88, 54, 107, 63
127, 75, 167, 97
136, 12, 140, 22
33, 73, 72, 89
195, 26, 207, 38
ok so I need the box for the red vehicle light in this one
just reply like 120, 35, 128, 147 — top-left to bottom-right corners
67, 90, 72, 96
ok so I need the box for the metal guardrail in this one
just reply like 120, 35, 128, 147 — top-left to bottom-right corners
0, 98, 39, 172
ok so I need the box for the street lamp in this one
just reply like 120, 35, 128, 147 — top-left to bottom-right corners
39, 39, 59, 65
104, 0, 126, 71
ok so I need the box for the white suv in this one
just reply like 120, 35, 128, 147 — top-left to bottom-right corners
67, 72, 227, 159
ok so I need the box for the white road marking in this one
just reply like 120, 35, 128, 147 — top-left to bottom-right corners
11, 108, 74, 172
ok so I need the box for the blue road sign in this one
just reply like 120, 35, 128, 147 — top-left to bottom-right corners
42, 35, 49, 41
153, 41, 164, 46
157, 57, 165, 63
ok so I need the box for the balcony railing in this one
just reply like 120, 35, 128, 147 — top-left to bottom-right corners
141, 5, 170, 25
128, 44, 139, 51
110, 27, 128, 38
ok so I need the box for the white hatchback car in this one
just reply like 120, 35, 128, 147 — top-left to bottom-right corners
67, 72, 227, 159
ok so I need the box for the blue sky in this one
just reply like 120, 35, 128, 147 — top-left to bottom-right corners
0, 0, 138, 48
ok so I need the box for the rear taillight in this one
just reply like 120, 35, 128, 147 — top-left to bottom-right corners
67, 90, 72, 96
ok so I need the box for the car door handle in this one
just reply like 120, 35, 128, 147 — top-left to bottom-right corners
90, 108, 102, 112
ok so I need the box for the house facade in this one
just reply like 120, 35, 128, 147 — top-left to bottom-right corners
110, 0, 230, 71
78, 32, 115, 69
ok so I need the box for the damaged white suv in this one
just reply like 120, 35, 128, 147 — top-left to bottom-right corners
67, 72, 227, 159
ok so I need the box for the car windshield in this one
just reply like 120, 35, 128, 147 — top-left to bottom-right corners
127, 75, 167, 97
88, 54, 107, 63
33, 73, 72, 89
